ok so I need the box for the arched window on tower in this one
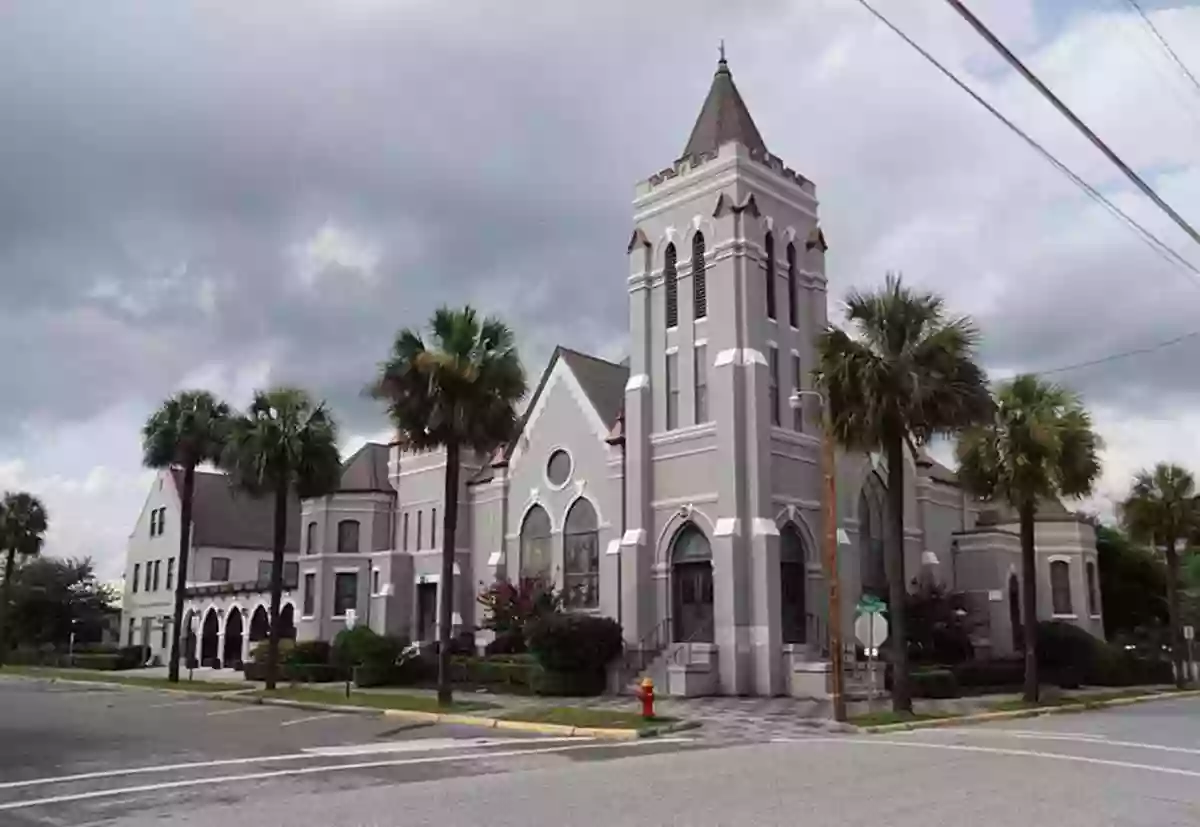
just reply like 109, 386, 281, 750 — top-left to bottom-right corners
692, 232, 707, 320
764, 231, 776, 320
786, 241, 799, 328
664, 243, 678, 329
563, 499, 599, 608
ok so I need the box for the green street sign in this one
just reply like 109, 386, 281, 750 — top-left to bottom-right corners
856, 595, 887, 616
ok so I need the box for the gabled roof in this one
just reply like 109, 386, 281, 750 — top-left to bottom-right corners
338, 442, 392, 494
503, 346, 628, 460
681, 56, 768, 160
171, 469, 300, 552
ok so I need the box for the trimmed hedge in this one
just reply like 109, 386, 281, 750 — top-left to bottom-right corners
911, 668, 958, 699
68, 653, 121, 671
952, 657, 1025, 689
449, 655, 537, 692
5, 645, 146, 670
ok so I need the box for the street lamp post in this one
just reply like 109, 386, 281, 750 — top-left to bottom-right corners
790, 389, 847, 723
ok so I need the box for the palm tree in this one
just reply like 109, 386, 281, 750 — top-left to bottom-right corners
0, 491, 50, 665
957, 374, 1101, 703
221, 388, 341, 690
1121, 463, 1197, 688
370, 306, 526, 705
142, 390, 232, 683
815, 275, 991, 712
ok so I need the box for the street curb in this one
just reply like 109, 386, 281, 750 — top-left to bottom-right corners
0, 673, 255, 699
637, 719, 703, 739
856, 688, 1200, 734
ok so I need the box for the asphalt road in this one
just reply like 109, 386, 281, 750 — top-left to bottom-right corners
4, 677, 1200, 826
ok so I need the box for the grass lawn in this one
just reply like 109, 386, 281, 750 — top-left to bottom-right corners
1, 666, 251, 692
848, 709, 957, 728
986, 687, 1164, 713
498, 706, 674, 730
255, 686, 494, 713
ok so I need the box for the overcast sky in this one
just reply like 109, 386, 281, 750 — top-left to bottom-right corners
3, 0, 1200, 580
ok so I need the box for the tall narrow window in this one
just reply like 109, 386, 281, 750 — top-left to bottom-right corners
337, 520, 360, 554
791, 353, 803, 431
563, 499, 600, 608
166, 558, 174, 591
157, 508, 166, 537
333, 572, 358, 617
1050, 560, 1073, 615
305, 521, 317, 555
403, 513, 410, 551
1086, 561, 1098, 616
257, 559, 273, 584
372, 568, 381, 595
692, 232, 707, 320
144, 562, 153, 592
283, 562, 299, 589
417, 511, 424, 549
132, 563, 140, 593
786, 242, 799, 328
152, 560, 160, 591
765, 232, 776, 320
303, 573, 315, 617
664, 243, 678, 328
519, 505, 552, 579
431, 508, 437, 549
665, 351, 679, 430
768, 347, 781, 426
694, 344, 708, 424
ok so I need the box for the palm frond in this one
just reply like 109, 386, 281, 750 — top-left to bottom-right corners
0, 491, 49, 559
141, 390, 232, 469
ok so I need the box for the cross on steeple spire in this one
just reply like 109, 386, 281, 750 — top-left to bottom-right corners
719, 38, 726, 64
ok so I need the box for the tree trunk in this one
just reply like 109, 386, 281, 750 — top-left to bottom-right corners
1019, 499, 1039, 704
437, 441, 461, 707
0, 547, 15, 666
168, 464, 196, 683
265, 482, 288, 692
1164, 536, 1186, 688
884, 428, 910, 713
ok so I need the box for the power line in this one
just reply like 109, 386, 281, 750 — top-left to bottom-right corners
849, 0, 1200, 281
1123, 0, 1200, 99
943, 0, 1200, 250
1036, 328, 1200, 376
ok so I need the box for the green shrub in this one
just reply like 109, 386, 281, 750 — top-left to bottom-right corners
952, 658, 1024, 689
69, 653, 121, 671
911, 668, 959, 699
484, 630, 527, 656
477, 576, 564, 650
288, 640, 331, 665
448, 655, 538, 692
333, 627, 408, 670
530, 667, 606, 697
250, 638, 296, 664
527, 614, 622, 674
116, 645, 150, 669
284, 663, 345, 683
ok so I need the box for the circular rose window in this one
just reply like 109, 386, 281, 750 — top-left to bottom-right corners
546, 449, 572, 487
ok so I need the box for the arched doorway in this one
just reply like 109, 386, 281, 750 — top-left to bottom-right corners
780, 524, 808, 644
1008, 574, 1023, 652
249, 606, 270, 644
858, 473, 888, 601
671, 524, 714, 643
223, 608, 244, 667
278, 604, 297, 640
200, 609, 219, 666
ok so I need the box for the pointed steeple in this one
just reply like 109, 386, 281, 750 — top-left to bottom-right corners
681, 48, 769, 160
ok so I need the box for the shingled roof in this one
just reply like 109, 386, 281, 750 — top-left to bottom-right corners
681, 55, 768, 160
338, 442, 392, 493
171, 469, 300, 552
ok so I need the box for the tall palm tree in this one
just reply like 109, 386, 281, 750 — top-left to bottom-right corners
1121, 463, 1197, 688
0, 491, 50, 665
142, 390, 232, 683
221, 388, 341, 690
370, 306, 526, 705
815, 275, 991, 712
957, 374, 1101, 703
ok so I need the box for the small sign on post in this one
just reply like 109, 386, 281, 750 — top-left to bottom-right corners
345, 608, 357, 630
854, 609, 889, 707
1184, 625, 1194, 641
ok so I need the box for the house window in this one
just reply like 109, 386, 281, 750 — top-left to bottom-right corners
694, 343, 708, 424
1050, 560, 1073, 615
372, 568, 381, 595
563, 499, 600, 609
764, 232, 776, 320
665, 351, 679, 430
165, 558, 174, 591
417, 511, 424, 550
792, 353, 803, 431
302, 573, 315, 617
692, 232, 707, 320
786, 241, 798, 328
157, 508, 165, 536
431, 508, 437, 549
210, 556, 230, 582
546, 449, 571, 487
257, 559, 272, 585
160, 618, 170, 651
144, 562, 153, 592
664, 243, 678, 329
132, 563, 140, 594
149, 509, 158, 538
1086, 561, 1098, 616
768, 347, 781, 426
519, 505, 552, 579
403, 513, 410, 551
337, 520, 360, 554
333, 572, 358, 617
128, 617, 136, 646
151, 560, 160, 591
305, 521, 317, 555
284, 562, 299, 590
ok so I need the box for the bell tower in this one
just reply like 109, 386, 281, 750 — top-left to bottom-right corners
623, 52, 828, 695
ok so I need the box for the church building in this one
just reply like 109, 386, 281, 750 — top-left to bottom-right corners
121, 56, 1103, 697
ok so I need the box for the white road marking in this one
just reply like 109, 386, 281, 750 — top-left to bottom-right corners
0, 739, 694, 811
280, 713, 343, 727
144, 700, 206, 709
0, 736, 610, 790
914, 728, 1200, 756
206, 706, 263, 717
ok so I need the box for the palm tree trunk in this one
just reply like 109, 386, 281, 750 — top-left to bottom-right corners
168, 464, 196, 683
1164, 537, 1186, 688
265, 482, 288, 692
0, 547, 15, 666
884, 428, 911, 713
437, 441, 461, 706
1019, 499, 1039, 703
